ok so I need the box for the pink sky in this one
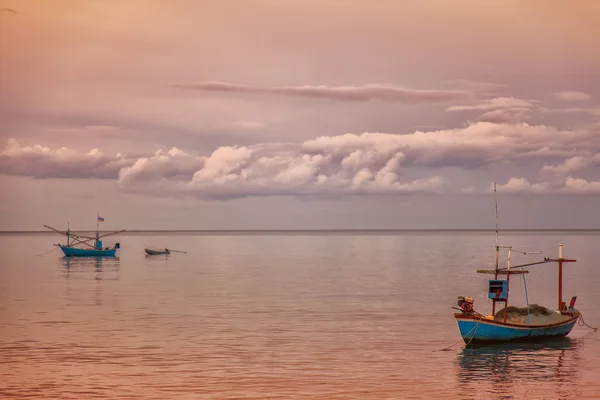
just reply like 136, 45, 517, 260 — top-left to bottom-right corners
1, 0, 600, 230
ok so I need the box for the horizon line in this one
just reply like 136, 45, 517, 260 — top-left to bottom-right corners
3, 228, 600, 234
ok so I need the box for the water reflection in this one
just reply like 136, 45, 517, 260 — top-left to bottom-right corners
59, 256, 121, 307
61, 256, 120, 286
61, 256, 120, 275
456, 338, 583, 399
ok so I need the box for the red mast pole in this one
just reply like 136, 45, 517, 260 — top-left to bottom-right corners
558, 244, 563, 310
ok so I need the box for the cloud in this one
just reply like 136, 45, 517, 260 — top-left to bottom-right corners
4, 119, 600, 199
230, 121, 266, 130
494, 177, 549, 194
553, 91, 591, 102
562, 177, 600, 194
474, 108, 531, 124
120, 121, 599, 199
548, 106, 600, 116
445, 79, 507, 92
446, 97, 537, 123
117, 147, 204, 187
0, 139, 132, 179
173, 81, 472, 104
446, 97, 535, 112
542, 155, 600, 175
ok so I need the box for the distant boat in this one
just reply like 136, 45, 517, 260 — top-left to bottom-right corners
454, 184, 580, 345
145, 248, 186, 255
44, 214, 125, 257
145, 248, 169, 255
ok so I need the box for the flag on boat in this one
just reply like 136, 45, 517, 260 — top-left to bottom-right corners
98, 216, 105, 222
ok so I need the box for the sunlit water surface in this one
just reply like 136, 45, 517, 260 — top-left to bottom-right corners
1, 231, 599, 399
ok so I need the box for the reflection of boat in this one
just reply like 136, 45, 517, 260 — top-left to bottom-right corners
145, 248, 186, 255
44, 214, 125, 257
456, 337, 581, 399
60, 256, 120, 272
454, 185, 580, 345
62, 255, 111, 272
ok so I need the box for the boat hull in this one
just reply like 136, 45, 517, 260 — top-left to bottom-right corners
60, 245, 117, 257
455, 312, 579, 344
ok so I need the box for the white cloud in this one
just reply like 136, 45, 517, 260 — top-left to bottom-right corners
562, 177, 600, 194
4, 119, 600, 199
542, 155, 600, 175
0, 139, 132, 179
553, 91, 591, 102
118, 147, 204, 187
494, 177, 549, 194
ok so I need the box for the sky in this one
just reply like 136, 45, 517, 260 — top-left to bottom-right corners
1, 0, 600, 231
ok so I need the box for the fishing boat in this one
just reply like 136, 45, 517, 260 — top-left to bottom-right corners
454, 185, 580, 345
44, 214, 125, 257
144, 248, 186, 255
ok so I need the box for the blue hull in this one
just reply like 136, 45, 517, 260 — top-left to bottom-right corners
456, 313, 579, 344
60, 246, 117, 257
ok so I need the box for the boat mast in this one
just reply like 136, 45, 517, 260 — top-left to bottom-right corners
558, 244, 563, 310
493, 183, 499, 316
503, 246, 511, 322
67, 221, 70, 247
96, 212, 100, 249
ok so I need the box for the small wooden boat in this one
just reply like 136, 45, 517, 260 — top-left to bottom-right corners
454, 185, 581, 345
44, 214, 124, 257
145, 248, 170, 255
145, 248, 186, 255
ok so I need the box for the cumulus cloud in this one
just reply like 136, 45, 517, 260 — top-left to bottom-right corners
4, 119, 600, 199
494, 177, 549, 194
0, 139, 132, 179
141, 143, 447, 199
173, 81, 471, 104
118, 121, 600, 199
553, 91, 591, 102
118, 147, 204, 187
542, 155, 600, 175
562, 177, 600, 194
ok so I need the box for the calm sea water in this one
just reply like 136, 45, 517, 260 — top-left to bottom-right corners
1, 231, 599, 399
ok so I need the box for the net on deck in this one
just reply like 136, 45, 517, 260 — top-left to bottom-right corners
494, 304, 567, 325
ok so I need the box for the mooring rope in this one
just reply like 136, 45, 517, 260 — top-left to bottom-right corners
439, 318, 482, 351
578, 314, 599, 332
33, 247, 58, 257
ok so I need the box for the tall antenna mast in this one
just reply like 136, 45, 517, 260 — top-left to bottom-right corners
494, 182, 499, 248
492, 182, 500, 316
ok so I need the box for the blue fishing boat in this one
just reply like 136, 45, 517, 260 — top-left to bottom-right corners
454, 185, 580, 345
44, 214, 124, 257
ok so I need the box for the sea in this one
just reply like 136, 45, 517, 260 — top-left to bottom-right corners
1, 231, 599, 399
